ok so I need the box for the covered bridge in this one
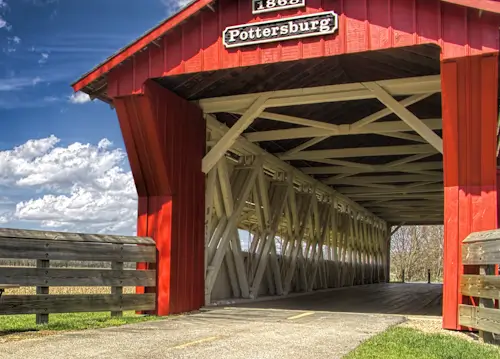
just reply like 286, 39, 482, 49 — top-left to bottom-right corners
72, 0, 500, 330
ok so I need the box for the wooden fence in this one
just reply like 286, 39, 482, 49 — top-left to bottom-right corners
460, 229, 500, 343
0, 228, 157, 324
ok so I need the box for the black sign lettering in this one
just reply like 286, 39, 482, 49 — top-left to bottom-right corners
223, 12, 338, 49
252, 0, 306, 14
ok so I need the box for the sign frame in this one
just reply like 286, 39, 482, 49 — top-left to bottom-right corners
252, 0, 306, 15
223, 11, 339, 49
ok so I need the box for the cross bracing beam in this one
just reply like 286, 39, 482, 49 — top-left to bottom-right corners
326, 174, 443, 185
197, 75, 441, 113
280, 144, 437, 161
302, 162, 442, 175
336, 183, 443, 195
244, 118, 442, 142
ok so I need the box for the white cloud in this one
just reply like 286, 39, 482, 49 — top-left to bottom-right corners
0, 136, 138, 235
0, 76, 43, 91
161, 0, 192, 13
69, 91, 91, 104
38, 52, 49, 64
0, 1, 9, 30
11, 35, 20, 43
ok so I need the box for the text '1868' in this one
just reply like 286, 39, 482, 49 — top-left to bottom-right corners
223, 11, 338, 49
252, 0, 306, 14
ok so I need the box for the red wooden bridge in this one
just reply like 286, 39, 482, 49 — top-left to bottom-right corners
71, 0, 500, 331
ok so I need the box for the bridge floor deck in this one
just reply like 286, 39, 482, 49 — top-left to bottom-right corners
229, 283, 443, 317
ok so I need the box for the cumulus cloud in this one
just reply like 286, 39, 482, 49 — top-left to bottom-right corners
69, 91, 91, 104
0, 136, 138, 234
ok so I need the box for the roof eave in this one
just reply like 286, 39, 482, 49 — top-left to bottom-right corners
71, 0, 215, 93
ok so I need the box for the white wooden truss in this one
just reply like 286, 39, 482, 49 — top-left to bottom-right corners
199, 75, 443, 226
201, 74, 443, 302
204, 117, 388, 304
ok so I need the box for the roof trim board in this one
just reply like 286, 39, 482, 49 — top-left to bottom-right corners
71, 0, 215, 92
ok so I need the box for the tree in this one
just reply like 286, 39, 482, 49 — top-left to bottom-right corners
390, 225, 443, 282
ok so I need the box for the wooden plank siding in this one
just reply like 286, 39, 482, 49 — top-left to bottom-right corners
461, 275, 500, 300
0, 228, 153, 245
0, 238, 157, 262
0, 294, 156, 315
460, 229, 500, 341
459, 305, 500, 335
102, 0, 500, 98
0, 228, 157, 321
0, 268, 156, 287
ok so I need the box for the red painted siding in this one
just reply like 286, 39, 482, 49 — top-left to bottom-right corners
106, 0, 500, 97
114, 81, 206, 315
441, 54, 498, 330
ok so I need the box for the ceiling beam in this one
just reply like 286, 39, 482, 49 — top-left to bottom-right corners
197, 75, 441, 113
363, 82, 443, 153
245, 118, 442, 142
301, 161, 442, 174
348, 193, 444, 200
336, 183, 443, 195
378, 132, 427, 143
281, 144, 437, 161
280, 93, 434, 154
325, 174, 443, 185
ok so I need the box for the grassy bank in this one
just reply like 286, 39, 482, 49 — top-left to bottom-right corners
345, 327, 500, 359
0, 311, 160, 335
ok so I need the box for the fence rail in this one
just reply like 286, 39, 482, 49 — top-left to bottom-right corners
460, 229, 500, 343
0, 228, 157, 324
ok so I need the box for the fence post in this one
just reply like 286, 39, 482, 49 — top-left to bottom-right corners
428, 269, 431, 284
111, 261, 124, 318
401, 269, 405, 283
36, 259, 50, 325
479, 264, 496, 343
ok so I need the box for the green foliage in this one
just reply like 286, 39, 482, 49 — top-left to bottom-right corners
345, 327, 500, 359
0, 312, 160, 335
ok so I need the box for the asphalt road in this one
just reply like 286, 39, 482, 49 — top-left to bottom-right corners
0, 307, 403, 359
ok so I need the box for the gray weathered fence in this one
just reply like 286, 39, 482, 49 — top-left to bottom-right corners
0, 228, 157, 324
460, 229, 500, 343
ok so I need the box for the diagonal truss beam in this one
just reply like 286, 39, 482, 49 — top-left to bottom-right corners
363, 82, 443, 153
202, 95, 269, 173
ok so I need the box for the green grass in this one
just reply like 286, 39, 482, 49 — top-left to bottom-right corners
0, 312, 161, 335
345, 327, 500, 359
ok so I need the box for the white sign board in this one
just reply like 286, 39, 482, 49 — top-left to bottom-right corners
223, 11, 339, 49
252, 0, 306, 14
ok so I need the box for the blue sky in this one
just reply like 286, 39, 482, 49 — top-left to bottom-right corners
0, 0, 186, 234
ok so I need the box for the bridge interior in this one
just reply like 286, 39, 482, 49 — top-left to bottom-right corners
153, 44, 444, 304
160, 44, 443, 226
